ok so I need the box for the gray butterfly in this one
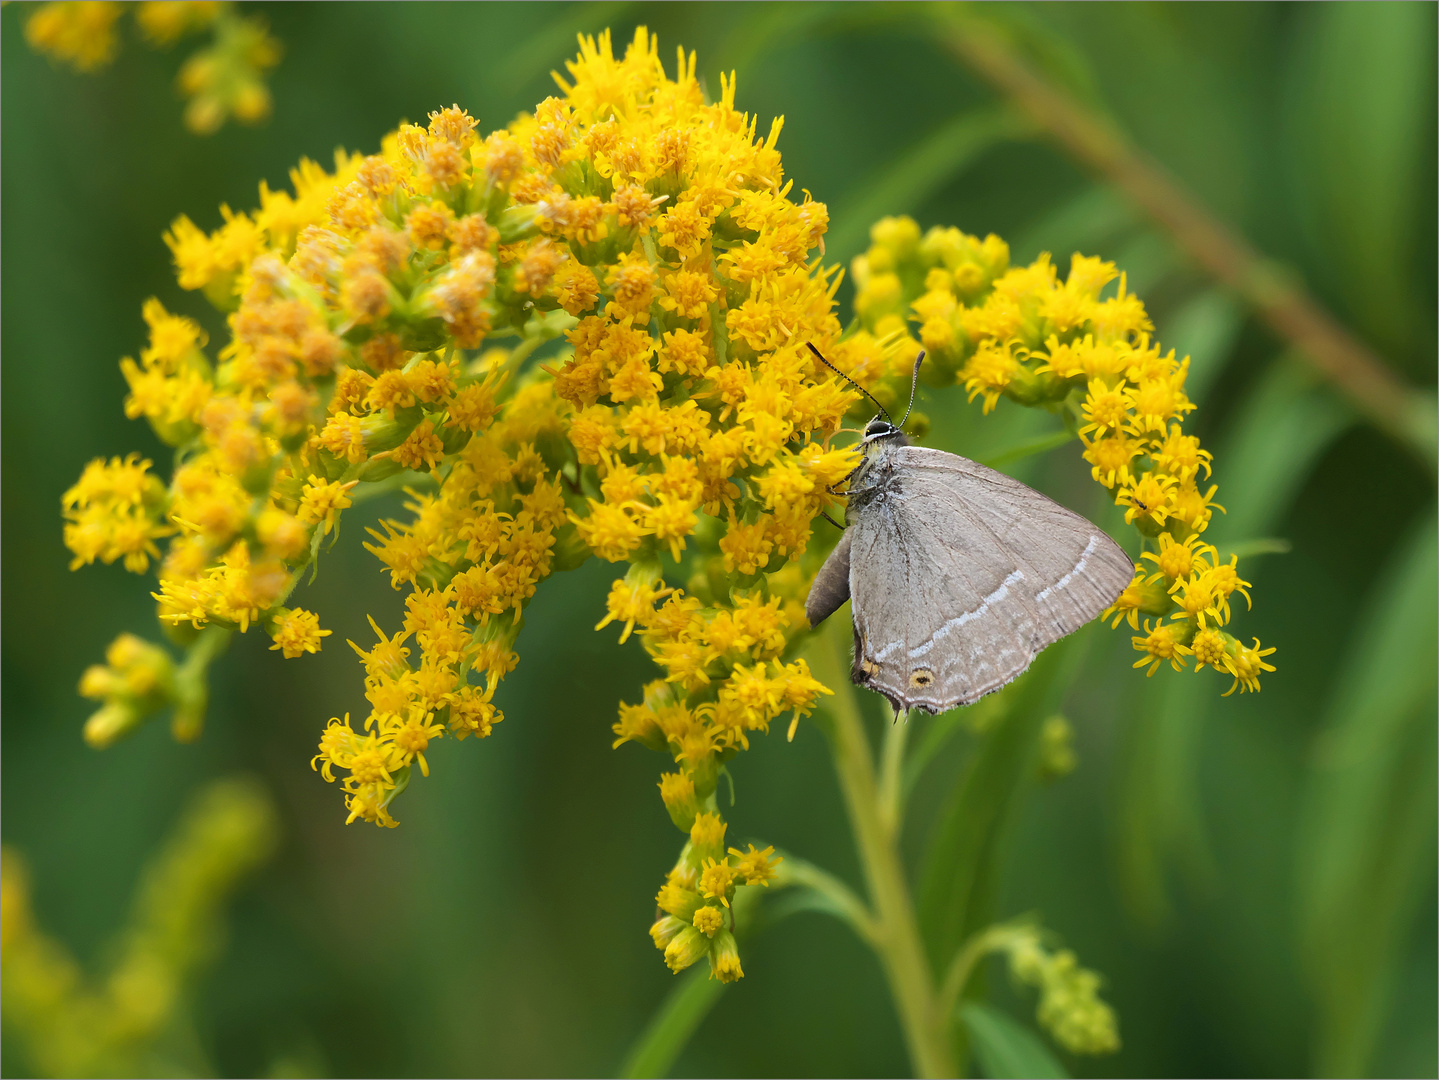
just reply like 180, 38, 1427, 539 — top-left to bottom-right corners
805, 344, 1135, 715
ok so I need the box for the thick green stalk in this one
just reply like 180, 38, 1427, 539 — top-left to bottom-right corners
811, 620, 954, 1078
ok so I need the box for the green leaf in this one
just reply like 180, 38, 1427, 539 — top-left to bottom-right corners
917, 630, 1090, 968
1214, 538, 1291, 562
981, 429, 1076, 470
711, 1, 845, 81
1296, 511, 1438, 1078
1156, 288, 1245, 408
1206, 355, 1353, 552
1010, 185, 1140, 268
616, 963, 726, 1080
826, 107, 1035, 264
1111, 664, 1216, 931
492, 2, 637, 90
903, 691, 1009, 804
960, 1002, 1069, 1079
1280, 2, 1435, 356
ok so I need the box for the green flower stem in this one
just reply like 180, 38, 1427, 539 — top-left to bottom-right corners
779, 856, 880, 944
811, 619, 955, 1079
618, 964, 724, 1079
936, 922, 1021, 1026
170, 624, 231, 742
877, 706, 911, 840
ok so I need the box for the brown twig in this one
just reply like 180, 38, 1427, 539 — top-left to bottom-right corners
935, 9, 1436, 465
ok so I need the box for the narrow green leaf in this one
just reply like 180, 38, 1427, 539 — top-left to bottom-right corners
1214, 538, 1291, 562
1207, 355, 1353, 552
493, 2, 636, 89
961, 1002, 1069, 1080
1157, 288, 1245, 407
917, 630, 1089, 968
903, 692, 1009, 804
981, 429, 1076, 470
1281, 1, 1434, 355
1296, 512, 1438, 1078
617, 964, 726, 1080
1010, 185, 1140, 268
1111, 665, 1215, 931
711, 2, 844, 80
826, 107, 1034, 264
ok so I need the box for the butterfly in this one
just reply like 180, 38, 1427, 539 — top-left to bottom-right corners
804, 344, 1134, 714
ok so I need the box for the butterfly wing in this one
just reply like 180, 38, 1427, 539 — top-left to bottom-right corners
848, 445, 1134, 712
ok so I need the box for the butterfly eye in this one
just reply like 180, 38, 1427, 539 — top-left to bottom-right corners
865, 420, 893, 439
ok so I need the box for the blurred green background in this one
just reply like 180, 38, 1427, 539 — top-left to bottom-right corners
3, 3, 1435, 1076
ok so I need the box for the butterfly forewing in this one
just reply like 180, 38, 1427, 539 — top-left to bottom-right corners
847, 446, 1134, 713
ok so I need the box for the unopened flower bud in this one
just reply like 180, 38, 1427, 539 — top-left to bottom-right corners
663, 925, 710, 973
708, 928, 743, 983
658, 771, 699, 831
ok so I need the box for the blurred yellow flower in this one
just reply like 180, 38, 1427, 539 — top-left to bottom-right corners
24, 1, 277, 134
1, 778, 277, 1077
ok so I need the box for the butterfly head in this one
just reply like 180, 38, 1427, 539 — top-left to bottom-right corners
862, 417, 905, 444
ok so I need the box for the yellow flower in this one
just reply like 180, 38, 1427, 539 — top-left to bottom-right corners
663, 925, 710, 973
689, 812, 728, 862
267, 608, 330, 659
297, 479, 356, 535
1141, 532, 1214, 585
706, 927, 743, 982
699, 857, 739, 908
62, 455, 172, 573
25, 1, 123, 72
1224, 638, 1276, 696
1205, 557, 1253, 622
1117, 472, 1177, 530
729, 843, 782, 886
1079, 378, 1132, 439
1131, 619, 1192, 676
1190, 628, 1232, 674
1081, 431, 1141, 488
596, 575, 674, 643
689, 903, 725, 939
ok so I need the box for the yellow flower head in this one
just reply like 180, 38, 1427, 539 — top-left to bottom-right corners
267, 607, 330, 659
729, 843, 782, 886
1224, 638, 1276, 696
1131, 619, 1192, 676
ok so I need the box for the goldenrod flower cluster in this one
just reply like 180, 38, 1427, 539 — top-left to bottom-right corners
1000, 925, 1120, 1055
24, 1, 279, 134
64, 29, 858, 979
1, 778, 277, 1078
850, 217, 1275, 695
